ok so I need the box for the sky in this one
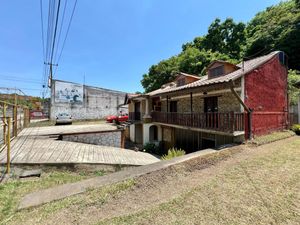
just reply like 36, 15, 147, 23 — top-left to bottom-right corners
0, 0, 282, 97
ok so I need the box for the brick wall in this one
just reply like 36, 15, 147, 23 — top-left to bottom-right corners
245, 55, 288, 136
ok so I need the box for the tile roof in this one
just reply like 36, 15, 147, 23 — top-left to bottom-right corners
175, 72, 201, 80
148, 51, 280, 96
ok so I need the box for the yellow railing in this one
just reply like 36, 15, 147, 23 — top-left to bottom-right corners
0, 100, 30, 174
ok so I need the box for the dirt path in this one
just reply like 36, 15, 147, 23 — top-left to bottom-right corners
10, 136, 300, 225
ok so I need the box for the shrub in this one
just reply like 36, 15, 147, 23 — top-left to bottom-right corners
292, 124, 300, 135
143, 143, 158, 154
161, 148, 186, 160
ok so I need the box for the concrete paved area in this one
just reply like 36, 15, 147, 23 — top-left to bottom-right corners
0, 124, 159, 166
19, 149, 216, 209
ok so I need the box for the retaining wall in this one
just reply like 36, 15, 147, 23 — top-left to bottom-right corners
60, 130, 125, 148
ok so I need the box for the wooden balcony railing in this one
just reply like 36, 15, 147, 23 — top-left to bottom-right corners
129, 112, 141, 121
151, 111, 245, 133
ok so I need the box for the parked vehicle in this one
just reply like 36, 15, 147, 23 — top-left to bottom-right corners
55, 113, 72, 125
30, 110, 45, 119
106, 114, 128, 123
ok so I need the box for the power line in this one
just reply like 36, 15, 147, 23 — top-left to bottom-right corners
53, 0, 68, 63
1, 78, 43, 85
54, 0, 78, 75
39, 0, 78, 98
50, 0, 61, 64
39, 0, 46, 60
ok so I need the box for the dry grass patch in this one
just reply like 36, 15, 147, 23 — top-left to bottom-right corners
6, 179, 135, 225
249, 130, 295, 146
98, 138, 300, 225
0, 168, 106, 224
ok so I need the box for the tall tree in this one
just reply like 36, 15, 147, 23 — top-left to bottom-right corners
141, 48, 233, 93
246, 0, 300, 70
183, 18, 246, 59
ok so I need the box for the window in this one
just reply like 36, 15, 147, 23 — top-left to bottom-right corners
177, 78, 185, 86
204, 97, 218, 113
169, 101, 177, 112
210, 65, 224, 77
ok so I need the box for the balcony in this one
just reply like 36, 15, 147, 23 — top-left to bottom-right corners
129, 112, 141, 121
151, 111, 245, 133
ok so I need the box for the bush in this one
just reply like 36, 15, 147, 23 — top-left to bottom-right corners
161, 148, 186, 160
292, 124, 300, 135
143, 143, 158, 154
143, 142, 166, 155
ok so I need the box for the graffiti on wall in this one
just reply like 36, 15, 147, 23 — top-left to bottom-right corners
54, 81, 83, 103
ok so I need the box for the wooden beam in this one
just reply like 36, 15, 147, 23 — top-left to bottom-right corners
229, 80, 250, 113
190, 92, 193, 112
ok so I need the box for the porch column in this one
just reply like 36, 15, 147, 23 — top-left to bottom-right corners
190, 92, 193, 112
190, 92, 193, 127
298, 96, 300, 123
143, 97, 152, 122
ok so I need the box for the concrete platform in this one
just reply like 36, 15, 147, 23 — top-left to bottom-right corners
0, 125, 160, 166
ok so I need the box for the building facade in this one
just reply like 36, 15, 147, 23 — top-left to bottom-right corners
125, 51, 289, 153
50, 80, 127, 120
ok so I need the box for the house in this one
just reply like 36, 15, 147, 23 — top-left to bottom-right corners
125, 51, 289, 153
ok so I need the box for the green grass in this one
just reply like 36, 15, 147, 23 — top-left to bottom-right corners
97, 137, 300, 225
249, 130, 295, 146
0, 169, 106, 224
6, 179, 135, 225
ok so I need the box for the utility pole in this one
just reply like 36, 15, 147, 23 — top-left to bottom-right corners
44, 62, 58, 88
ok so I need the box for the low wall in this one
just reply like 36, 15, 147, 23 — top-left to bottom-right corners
60, 129, 125, 148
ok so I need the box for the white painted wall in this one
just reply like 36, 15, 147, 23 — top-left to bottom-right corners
143, 123, 151, 145
142, 123, 162, 145
129, 124, 135, 142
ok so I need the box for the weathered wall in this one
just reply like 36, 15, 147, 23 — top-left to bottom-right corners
50, 80, 126, 120
61, 130, 123, 148
245, 55, 288, 136
159, 91, 241, 113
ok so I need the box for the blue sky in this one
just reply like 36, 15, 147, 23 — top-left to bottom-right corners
0, 0, 282, 97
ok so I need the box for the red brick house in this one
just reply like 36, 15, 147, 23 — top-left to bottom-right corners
125, 51, 289, 153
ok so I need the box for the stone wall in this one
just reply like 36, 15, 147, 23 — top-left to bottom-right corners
50, 80, 127, 120
61, 130, 123, 148
159, 90, 241, 113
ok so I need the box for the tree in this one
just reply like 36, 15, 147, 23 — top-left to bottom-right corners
140, 47, 234, 93
288, 70, 300, 105
182, 18, 246, 59
245, 0, 300, 70
141, 0, 300, 93
141, 56, 179, 93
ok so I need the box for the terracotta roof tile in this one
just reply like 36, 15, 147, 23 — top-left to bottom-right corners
149, 51, 280, 96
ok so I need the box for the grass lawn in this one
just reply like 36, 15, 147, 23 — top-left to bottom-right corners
249, 130, 295, 146
98, 137, 300, 225
0, 168, 107, 224
1, 136, 299, 225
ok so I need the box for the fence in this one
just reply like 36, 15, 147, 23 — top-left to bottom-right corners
0, 100, 30, 174
151, 111, 245, 133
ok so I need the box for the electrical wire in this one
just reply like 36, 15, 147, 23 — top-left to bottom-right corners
54, 0, 78, 76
